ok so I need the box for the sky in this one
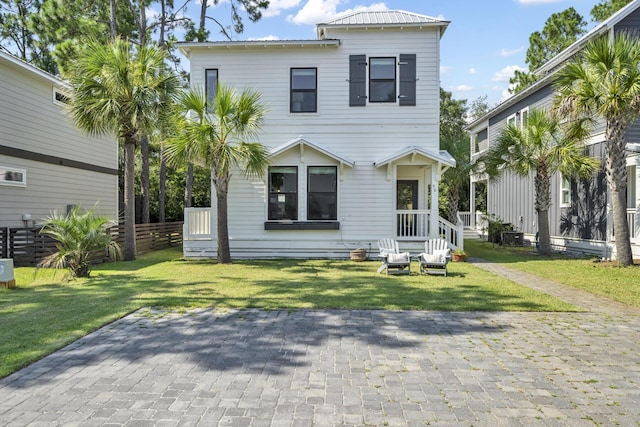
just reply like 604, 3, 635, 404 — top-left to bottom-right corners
172, 0, 607, 108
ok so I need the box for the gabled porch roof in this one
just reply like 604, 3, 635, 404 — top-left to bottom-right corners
374, 146, 456, 169
269, 135, 355, 167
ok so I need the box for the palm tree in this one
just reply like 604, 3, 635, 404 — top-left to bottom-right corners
554, 32, 640, 266
478, 108, 598, 256
165, 84, 269, 263
64, 38, 178, 261
39, 205, 121, 278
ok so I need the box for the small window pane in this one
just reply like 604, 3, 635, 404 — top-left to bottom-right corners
369, 81, 395, 102
205, 69, 218, 107
370, 58, 395, 79
292, 69, 316, 89
269, 166, 297, 192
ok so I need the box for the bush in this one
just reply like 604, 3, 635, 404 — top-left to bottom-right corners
38, 205, 121, 278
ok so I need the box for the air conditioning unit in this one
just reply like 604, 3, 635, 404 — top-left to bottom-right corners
0, 259, 15, 289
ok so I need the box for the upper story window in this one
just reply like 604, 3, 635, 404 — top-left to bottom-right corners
561, 175, 571, 207
369, 58, 396, 103
205, 69, 218, 110
0, 166, 26, 187
307, 166, 337, 220
268, 166, 298, 220
53, 88, 70, 106
290, 68, 317, 113
349, 54, 416, 107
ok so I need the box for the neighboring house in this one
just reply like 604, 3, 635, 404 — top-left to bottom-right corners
0, 51, 118, 230
179, 10, 460, 259
467, 0, 640, 259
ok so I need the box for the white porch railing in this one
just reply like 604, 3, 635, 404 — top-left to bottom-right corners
396, 210, 430, 239
396, 210, 464, 250
439, 216, 464, 250
184, 207, 213, 239
458, 211, 472, 228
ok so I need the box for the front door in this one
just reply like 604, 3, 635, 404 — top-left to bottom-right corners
397, 180, 418, 236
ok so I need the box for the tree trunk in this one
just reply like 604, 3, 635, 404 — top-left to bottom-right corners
534, 165, 552, 256
184, 163, 193, 208
109, 0, 117, 40
124, 140, 137, 260
607, 123, 633, 266
215, 182, 232, 264
140, 134, 150, 223
158, 142, 166, 223
446, 185, 460, 224
537, 209, 552, 256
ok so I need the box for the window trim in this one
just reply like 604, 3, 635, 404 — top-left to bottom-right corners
307, 166, 337, 221
53, 88, 70, 106
268, 166, 298, 221
507, 113, 517, 127
0, 165, 27, 187
369, 57, 396, 103
205, 68, 218, 111
290, 67, 317, 113
560, 175, 571, 207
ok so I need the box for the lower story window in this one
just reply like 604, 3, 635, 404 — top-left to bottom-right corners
268, 166, 297, 220
308, 166, 337, 220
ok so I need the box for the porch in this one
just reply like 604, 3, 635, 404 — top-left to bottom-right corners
183, 207, 464, 258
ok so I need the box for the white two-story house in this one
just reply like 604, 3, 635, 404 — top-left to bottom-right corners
179, 10, 459, 259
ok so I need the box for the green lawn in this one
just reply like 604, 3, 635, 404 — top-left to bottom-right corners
0, 246, 578, 379
465, 239, 640, 308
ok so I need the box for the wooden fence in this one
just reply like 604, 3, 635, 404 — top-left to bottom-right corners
0, 222, 183, 267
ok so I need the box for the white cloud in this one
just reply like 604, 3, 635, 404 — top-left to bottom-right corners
500, 46, 524, 57
262, 0, 304, 18
288, 0, 389, 25
492, 65, 526, 82
469, 67, 477, 75
516, 0, 561, 4
248, 35, 281, 41
440, 65, 452, 75
449, 84, 473, 92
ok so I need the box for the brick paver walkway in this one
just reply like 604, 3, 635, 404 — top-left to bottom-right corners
0, 260, 639, 426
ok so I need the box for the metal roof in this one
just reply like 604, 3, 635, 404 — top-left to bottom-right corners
320, 10, 447, 26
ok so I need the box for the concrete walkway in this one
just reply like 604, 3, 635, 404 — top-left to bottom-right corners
1, 262, 639, 426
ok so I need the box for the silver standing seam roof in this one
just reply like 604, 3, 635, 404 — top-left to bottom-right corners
318, 10, 449, 36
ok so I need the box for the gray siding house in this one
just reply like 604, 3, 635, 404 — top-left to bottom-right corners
0, 51, 118, 229
467, 0, 640, 259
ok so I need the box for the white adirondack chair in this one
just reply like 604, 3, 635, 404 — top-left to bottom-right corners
418, 238, 451, 276
377, 238, 411, 275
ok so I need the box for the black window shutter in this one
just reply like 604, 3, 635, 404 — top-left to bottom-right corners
349, 55, 367, 106
398, 54, 416, 106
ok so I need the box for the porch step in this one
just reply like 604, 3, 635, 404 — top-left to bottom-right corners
464, 228, 482, 240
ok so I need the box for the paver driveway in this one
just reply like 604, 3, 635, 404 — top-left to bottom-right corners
0, 261, 639, 426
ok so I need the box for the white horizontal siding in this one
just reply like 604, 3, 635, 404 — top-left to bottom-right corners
184, 25, 443, 256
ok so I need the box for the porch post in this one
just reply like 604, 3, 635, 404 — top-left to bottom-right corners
430, 165, 440, 238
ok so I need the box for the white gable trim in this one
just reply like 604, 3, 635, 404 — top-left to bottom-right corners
374, 146, 455, 168
270, 135, 355, 167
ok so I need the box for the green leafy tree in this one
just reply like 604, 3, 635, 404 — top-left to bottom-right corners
64, 38, 178, 260
165, 85, 269, 263
554, 32, 640, 265
38, 205, 121, 278
591, 0, 632, 22
439, 89, 471, 222
478, 109, 598, 256
510, 8, 587, 94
